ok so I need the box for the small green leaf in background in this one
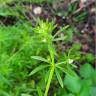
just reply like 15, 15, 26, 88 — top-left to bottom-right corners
64, 74, 81, 93
90, 87, 96, 96
80, 79, 92, 96
55, 69, 63, 88
72, 43, 82, 51
84, 53, 95, 63
64, 26, 76, 42
74, 12, 88, 23
65, 27, 73, 41
80, 63, 94, 79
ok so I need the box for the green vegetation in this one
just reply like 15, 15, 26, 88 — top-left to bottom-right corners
0, 0, 95, 96
63, 63, 96, 96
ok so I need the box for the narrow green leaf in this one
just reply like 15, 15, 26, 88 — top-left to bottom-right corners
36, 86, 43, 96
45, 69, 50, 83
59, 25, 70, 33
53, 36, 67, 41
55, 69, 63, 88
44, 67, 55, 96
56, 66, 77, 77
54, 25, 69, 37
31, 56, 49, 63
56, 61, 67, 66
56, 66, 70, 75
29, 65, 49, 76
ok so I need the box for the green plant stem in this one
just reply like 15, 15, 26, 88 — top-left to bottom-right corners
44, 66, 55, 96
44, 51, 55, 96
44, 43, 55, 96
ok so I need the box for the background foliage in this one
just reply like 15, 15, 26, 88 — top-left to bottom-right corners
0, 0, 95, 96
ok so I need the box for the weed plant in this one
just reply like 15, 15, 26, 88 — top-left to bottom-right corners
0, 0, 95, 96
